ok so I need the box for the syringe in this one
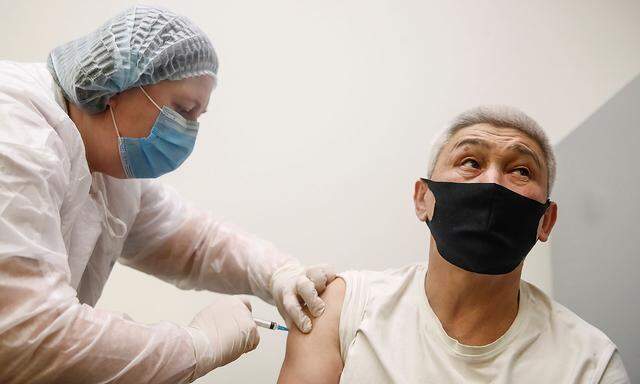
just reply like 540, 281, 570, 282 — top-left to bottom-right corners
254, 318, 288, 332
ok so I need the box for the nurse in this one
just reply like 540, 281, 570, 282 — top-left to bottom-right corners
0, 5, 334, 383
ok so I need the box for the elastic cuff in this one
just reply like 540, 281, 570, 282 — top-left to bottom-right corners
184, 326, 213, 380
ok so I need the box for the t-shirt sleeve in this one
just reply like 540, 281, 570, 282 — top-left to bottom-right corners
337, 270, 370, 362
598, 350, 631, 384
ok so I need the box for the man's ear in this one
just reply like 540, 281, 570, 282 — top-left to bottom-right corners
537, 202, 558, 242
414, 179, 435, 222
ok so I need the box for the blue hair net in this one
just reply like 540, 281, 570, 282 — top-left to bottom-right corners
47, 5, 218, 113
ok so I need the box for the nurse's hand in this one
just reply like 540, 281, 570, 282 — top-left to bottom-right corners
270, 263, 337, 333
186, 295, 259, 380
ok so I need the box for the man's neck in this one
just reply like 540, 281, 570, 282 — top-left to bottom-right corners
425, 242, 522, 346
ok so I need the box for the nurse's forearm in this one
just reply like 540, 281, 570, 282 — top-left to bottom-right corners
120, 208, 294, 303
0, 257, 197, 384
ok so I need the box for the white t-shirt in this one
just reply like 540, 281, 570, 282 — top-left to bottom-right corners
337, 263, 629, 384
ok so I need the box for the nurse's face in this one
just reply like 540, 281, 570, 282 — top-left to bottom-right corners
104, 75, 215, 177
108, 75, 215, 138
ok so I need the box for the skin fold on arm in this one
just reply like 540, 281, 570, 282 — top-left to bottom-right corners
278, 278, 346, 384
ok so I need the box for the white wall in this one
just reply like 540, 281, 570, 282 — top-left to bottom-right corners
2, 1, 639, 382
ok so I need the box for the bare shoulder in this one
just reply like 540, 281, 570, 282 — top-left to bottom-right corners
314, 277, 346, 341
320, 277, 347, 322
277, 278, 346, 384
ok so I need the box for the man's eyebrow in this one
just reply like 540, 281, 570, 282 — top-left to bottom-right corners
451, 138, 492, 152
507, 142, 543, 168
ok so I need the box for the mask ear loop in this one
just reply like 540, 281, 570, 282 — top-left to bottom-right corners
541, 199, 552, 217
109, 106, 122, 138
139, 86, 162, 111
419, 178, 434, 224
109, 105, 135, 178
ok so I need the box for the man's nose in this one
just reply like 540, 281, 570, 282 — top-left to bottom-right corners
477, 166, 505, 185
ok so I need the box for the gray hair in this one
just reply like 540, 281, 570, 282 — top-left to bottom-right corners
427, 105, 556, 195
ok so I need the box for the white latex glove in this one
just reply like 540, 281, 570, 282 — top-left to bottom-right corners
185, 295, 260, 380
120, 188, 338, 334
270, 263, 337, 333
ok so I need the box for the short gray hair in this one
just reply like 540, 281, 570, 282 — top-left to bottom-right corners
427, 105, 556, 195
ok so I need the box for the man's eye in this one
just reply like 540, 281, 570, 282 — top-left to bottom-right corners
513, 167, 530, 177
461, 159, 480, 169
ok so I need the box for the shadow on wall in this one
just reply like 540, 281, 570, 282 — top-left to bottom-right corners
551, 74, 640, 381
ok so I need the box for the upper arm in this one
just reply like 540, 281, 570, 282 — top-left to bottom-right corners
121, 180, 189, 260
278, 278, 346, 384
0, 117, 68, 275
119, 180, 201, 280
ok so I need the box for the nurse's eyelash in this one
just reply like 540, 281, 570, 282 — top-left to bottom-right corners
172, 101, 191, 111
173, 105, 193, 117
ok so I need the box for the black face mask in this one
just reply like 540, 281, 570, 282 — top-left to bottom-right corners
421, 178, 550, 275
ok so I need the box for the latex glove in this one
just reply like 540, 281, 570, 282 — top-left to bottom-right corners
185, 295, 260, 380
270, 263, 337, 333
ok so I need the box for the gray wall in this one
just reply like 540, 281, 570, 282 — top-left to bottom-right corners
552, 75, 640, 381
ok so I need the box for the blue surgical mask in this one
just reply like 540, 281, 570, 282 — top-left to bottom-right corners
109, 86, 199, 178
